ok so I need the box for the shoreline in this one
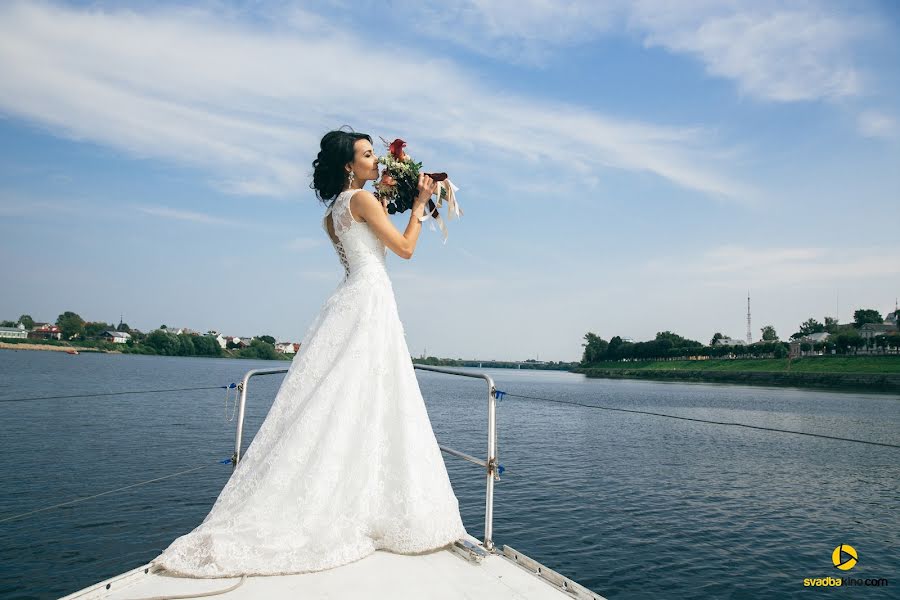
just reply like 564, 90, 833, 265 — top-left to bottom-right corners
0, 342, 108, 353
573, 367, 900, 394
0, 342, 290, 360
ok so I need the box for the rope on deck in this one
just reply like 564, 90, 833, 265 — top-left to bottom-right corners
122, 575, 246, 600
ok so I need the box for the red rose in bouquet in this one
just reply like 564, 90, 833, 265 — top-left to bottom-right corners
374, 137, 463, 243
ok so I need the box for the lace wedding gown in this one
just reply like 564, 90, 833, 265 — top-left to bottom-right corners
151, 189, 467, 577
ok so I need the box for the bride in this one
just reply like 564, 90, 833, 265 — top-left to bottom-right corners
151, 128, 468, 577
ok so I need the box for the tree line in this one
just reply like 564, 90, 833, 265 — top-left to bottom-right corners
580, 308, 900, 364
1, 311, 287, 361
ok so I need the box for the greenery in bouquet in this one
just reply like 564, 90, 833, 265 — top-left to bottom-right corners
374, 137, 448, 215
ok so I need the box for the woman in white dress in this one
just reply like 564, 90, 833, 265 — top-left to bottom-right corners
151, 128, 468, 577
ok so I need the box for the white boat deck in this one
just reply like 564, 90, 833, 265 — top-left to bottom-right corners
60, 534, 605, 600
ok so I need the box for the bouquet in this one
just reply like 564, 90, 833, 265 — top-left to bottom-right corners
374, 137, 463, 243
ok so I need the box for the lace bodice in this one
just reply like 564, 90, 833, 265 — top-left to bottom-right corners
323, 189, 388, 278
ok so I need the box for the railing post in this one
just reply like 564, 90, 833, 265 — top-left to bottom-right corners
484, 382, 498, 551
232, 368, 290, 468
412, 364, 498, 552
233, 364, 500, 551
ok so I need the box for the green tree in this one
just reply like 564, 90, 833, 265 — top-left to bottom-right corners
832, 330, 863, 353
177, 335, 196, 356
192, 335, 223, 357
239, 339, 278, 360
760, 325, 778, 341
710, 332, 724, 346
145, 329, 179, 355
580, 332, 608, 364
887, 333, 900, 350
654, 331, 701, 348
18, 314, 34, 329
258, 335, 276, 345
84, 322, 115, 338
824, 316, 839, 333
655, 338, 674, 354
1, 320, 16, 327
607, 335, 623, 359
56, 311, 85, 340
793, 318, 824, 339
853, 309, 882, 328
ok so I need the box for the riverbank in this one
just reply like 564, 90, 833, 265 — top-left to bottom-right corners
0, 341, 107, 353
573, 356, 900, 393
0, 341, 290, 360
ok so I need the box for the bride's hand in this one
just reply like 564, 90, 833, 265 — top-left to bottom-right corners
416, 172, 438, 204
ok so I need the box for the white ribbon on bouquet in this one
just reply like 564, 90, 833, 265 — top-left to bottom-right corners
420, 179, 463, 244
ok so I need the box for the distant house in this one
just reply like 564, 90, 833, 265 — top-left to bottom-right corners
718, 337, 747, 346
789, 332, 830, 358
223, 336, 254, 348
275, 342, 295, 354
859, 322, 898, 342
804, 332, 830, 343
0, 324, 28, 339
215, 334, 228, 349
163, 327, 195, 336
29, 323, 62, 340
101, 330, 132, 344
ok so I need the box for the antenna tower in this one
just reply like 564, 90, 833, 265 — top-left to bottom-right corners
746, 291, 752, 344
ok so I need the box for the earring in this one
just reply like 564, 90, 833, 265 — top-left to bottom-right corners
347, 170, 354, 187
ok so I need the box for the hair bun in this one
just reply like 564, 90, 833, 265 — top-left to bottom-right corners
310, 127, 372, 204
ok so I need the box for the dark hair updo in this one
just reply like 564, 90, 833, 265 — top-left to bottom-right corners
310, 127, 373, 205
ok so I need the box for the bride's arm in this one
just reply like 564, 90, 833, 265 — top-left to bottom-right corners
352, 175, 437, 260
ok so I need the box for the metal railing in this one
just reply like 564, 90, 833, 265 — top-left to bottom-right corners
230, 364, 501, 551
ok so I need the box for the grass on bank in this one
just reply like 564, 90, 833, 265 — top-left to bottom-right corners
579, 355, 900, 374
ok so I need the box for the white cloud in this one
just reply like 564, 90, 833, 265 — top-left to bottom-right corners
628, 1, 870, 102
0, 1, 745, 201
133, 204, 241, 226
857, 110, 897, 139
400, 0, 621, 66
397, 0, 878, 104
643, 244, 900, 289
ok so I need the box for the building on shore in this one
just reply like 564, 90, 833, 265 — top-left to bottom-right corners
101, 330, 132, 344
28, 323, 62, 340
859, 322, 898, 343
0, 324, 28, 340
275, 342, 301, 354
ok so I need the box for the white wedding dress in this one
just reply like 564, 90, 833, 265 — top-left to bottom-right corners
151, 189, 468, 577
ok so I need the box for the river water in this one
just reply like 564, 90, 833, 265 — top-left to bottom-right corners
1, 350, 897, 599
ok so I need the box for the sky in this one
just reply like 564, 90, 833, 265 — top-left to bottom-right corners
1, 0, 898, 362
